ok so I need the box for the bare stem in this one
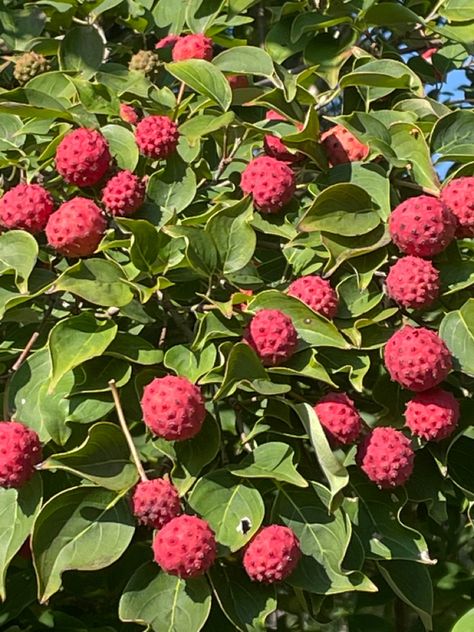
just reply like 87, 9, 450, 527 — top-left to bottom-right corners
3, 331, 40, 421
393, 178, 440, 197
173, 81, 186, 120
109, 379, 148, 482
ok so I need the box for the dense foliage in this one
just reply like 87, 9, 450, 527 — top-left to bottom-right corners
0, 0, 474, 630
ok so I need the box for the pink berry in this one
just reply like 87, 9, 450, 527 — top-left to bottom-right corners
153, 514, 216, 578
102, 170, 146, 217
321, 125, 369, 166
287, 275, 338, 319
264, 110, 303, 163
141, 375, 206, 441
241, 156, 296, 214
46, 197, 106, 258
357, 426, 415, 488
386, 256, 440, 309
440, 176, 474, 238
244, 309, 298, 366
55, 128, 111, 187
314, 392, 362, 445
227, 74, 249, 89
172, 34, 213, 62
405, 388, 459, 442
120, 104, 139, 125
243, 525, 301, 583
134, 115, 179, 160
132, 478, 181, 529
155, 34, 181, 50
0, 421, 42, 488
0, 183, 54, 234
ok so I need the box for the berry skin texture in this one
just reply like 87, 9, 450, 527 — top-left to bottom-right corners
287, 275, 338, 319
132, 478, 181, 529
153, 514, 216, 579
264, 110, 303, 164
102, 170, 146, 217
389, 195, 456, 258
141, 375, 206, 441
172, 34, 213, 62
46, 197, 106, 258
155, 34, 181, 50
321, 125, 369, 166
244, 309, 298, 366
241, 155, 296, 214
14, 52, 49, 84
405, 388, 459, 442
55, 128, 111, 187
357, 427, 415, 488
441, 176, 474, 238
243, 525, 301, 584
0, 421, 42, 488
0, 183, 54, 234
314, 392, 362, 445
386, 256, 440, 309
119, 104, 139, 125
384, 325, 452, 392
134, 115, 179, 160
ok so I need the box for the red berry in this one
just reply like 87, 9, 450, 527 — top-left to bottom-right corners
244, 309, 298, 366
120, 104, 139, 125
0, 421, 42, 488
141, 375, 206, 441
227, 74, 249, 89
102, 170, 146, 217
264, 110, 303, 164
172, 34, 213, 62
153, 514, 216, 578
243, 525, 301, 584
384, 325, 452, 392
287, 275, 338, 319
386, 256, 440, 309
314, 392, 362, 445
440, 176, 474, 238
357, 427, 414, 488
241, 156, 296, 214
321, 125, 369, 166
389, 195, 456, 258
55, 128, 111, 187
45, 197, 106, 258
0, 183, 54, 234
134, 115, 179, 160
155, 34, 181, 50
132, 478, 181, 529
405, 388, 459, 442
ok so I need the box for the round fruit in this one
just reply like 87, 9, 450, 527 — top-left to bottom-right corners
244, 309, 298, 366
240, 155, 296, 214
314, 392, 362, 445
287, 275, 338, 319
155, 34, 181, 50
172, 34, 213, 61
243, 525, 301, 583
263, 110, 303, 163
13, 52, 49, 84
440, 176, 474, 238
357, 427, 415, 488
119, 103, 139, 125
55, 128, 111, 187
0, 183, 54, 234
46, 197, 106, 258
132, 478, 181, 529
102, 170, 146, 217
134, 115, 179, 160
0, 421, 42, 488
405, 388, 459, 442
129, 50, 159, 78
321, 125, 369, 165
386, 256, 440, 309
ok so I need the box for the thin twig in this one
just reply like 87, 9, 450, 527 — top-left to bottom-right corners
109, 379, 148, 482
173, 81, 186, 120
393, 178, 439, 197
3, 332, 39, 420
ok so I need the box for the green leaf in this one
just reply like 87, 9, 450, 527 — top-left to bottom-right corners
0, 231, 38, 293
105, 333, 164, 365
115, 218, 163, 275
299, 184, 380, 237
48, 312, 118, 392
293, 403, 349, 509
365, 4, 422, 26
439, 299, 474, 377
231, 442, 308, 488
377, 561, 433, 630
431, 111, 474, 163
32, 486, 135, 603
0, 475, 42, 600
166, 59, 232, 111
208, 565, 276, 632
58, 26, 105, 80
188, 470, 264, 552
248, 291, 350, 349
213, 46, 274, 77
165, 226, 218, 277
72, 357, 131, 394
340, 59, 423, 96
390, 122, 440, 192
164, 344, 216, 382
180, 111, 235, 145
119, 562, 211, 632
452, 608, 474, 632
439, 0, 474, 22
337, 276, 383, 319
41, 422, 139, 492
147, 155, 197, 213
186, 0, 224, 32
55, 258, 134, 307
101, 124, 139, 171
273, 482, 376, 594
447, 435, 474, 496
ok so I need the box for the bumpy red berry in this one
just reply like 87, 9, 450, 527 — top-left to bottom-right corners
384, 325, 452, 392
357, 427, 414, 488
405, 388, 459, 442
264, 111, 303, 163
389, 195, 456, 258
0, 421, 42, 488
119, 103, 139, 125
102, 170, 146, 217
55, 128, 111, 187
46, 197, 106, 258
386, 256, 440, 309
141, 375, 206, 441
287, 275, 338, 319
440, 176, 474, 238
172, 34, 213, 61
243, 525, 301, 584
155, 34, 181, 50
0, 183, 54, 234
227, 74, 249, 89
132, 478, 181, 529
153, 514, 216, 578
321, 125, 369, 166
134, 115, 179, 160
244, 309, 298, 366
314, 392, 362, 445
241, 156, 296, 214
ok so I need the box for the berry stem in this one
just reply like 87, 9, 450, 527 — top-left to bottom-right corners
3, 331, 40, 420
109, 379, 148, 482
173, 81, 186, 120
392, 178, 439, 197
